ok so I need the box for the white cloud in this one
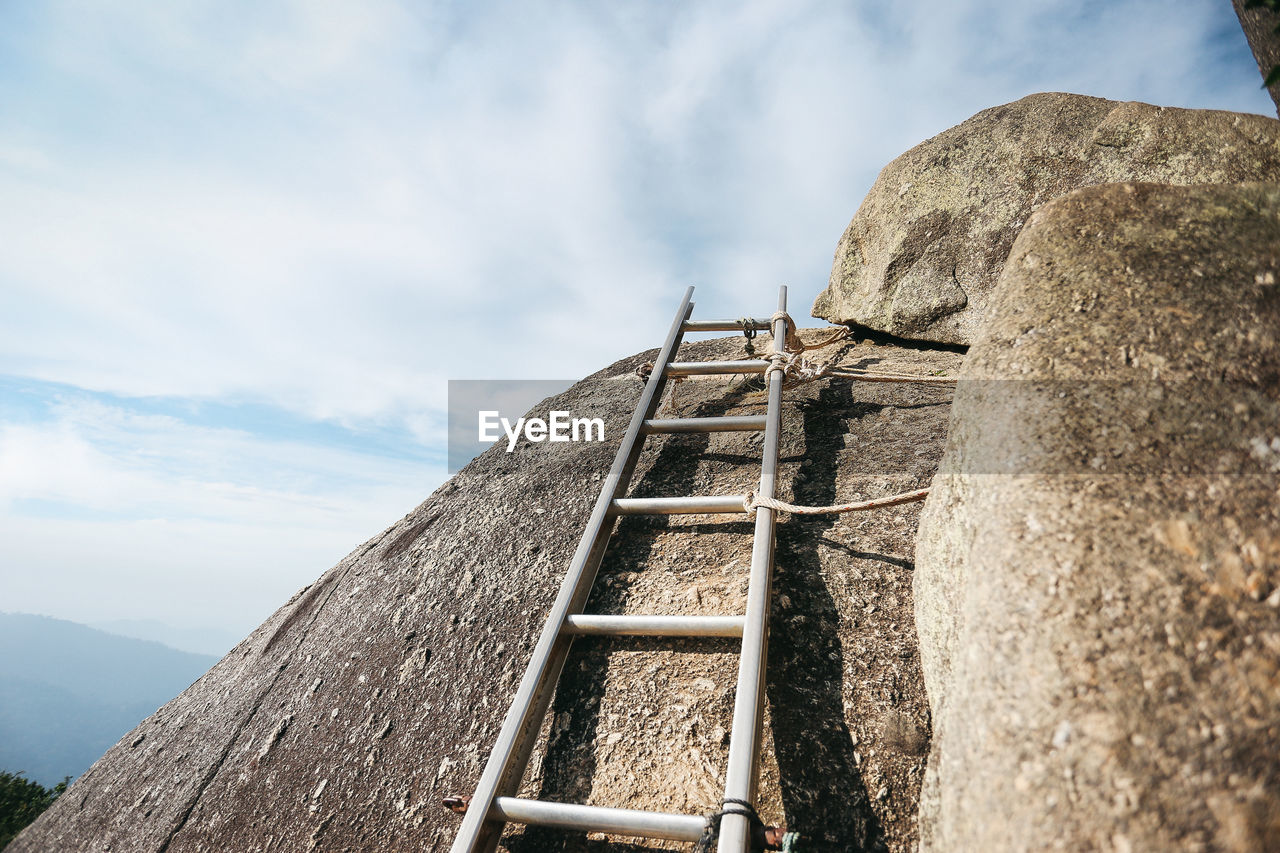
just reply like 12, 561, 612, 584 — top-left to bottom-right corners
0, 395, 441, 631
0, 0, 1273, 636
3, 2, 1266, 423
0, 398, 436, 521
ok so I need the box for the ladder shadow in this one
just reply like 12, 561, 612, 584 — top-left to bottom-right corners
767, 379, 888, 852
509, 382, 758, 853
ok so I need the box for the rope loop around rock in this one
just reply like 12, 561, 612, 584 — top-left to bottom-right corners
744, 486, 931, 517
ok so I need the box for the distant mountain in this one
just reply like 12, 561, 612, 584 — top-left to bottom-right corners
88, 617, 241, 657
0, 613, 217, 787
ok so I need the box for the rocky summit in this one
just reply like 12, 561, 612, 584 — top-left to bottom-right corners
812, 93, 1280, 345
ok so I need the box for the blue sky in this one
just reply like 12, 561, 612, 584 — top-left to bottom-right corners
0, 0, 1273, 649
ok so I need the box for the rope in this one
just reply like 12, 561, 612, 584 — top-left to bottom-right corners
695, 798, 764, 853
755, 318, 948, 386
740, 317, 759, 356
637, 319, 952, 386
770, 352, 955, 388
769, 350, 827, 383
767, 310, 805, 356
825, 369, 955, 384
792, 325, 851, 353
764, 315, 849, 357
744, 486, 930, 517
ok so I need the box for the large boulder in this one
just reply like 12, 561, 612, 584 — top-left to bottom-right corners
813, 93, 1280, 345
915, 182, 1280, 851
11, 331, 962, 853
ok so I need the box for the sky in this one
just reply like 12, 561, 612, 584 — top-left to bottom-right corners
0, 0, 1273, 653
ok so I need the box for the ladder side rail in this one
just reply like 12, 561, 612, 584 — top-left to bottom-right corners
718, 286, 788, 853
452, 286, 696, 853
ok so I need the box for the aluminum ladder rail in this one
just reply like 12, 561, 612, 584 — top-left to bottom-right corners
448, 285, 790, 853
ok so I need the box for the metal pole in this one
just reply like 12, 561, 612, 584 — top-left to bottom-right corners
717, 286, 787, 853
611, 495, 747, 515
451, 287, 695, 853
491, 798, 706, 841
642, 415, 766, 434
562, 614, 745, 638
666, 360, 768, 376
682, 319, 772, 332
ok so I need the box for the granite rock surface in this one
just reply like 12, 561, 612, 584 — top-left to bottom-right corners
813, 93, 1280, 344
915, 182, 1280, 851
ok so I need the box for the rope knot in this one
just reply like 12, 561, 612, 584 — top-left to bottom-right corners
767, 350, 790, 379
766, 310, 804, 356
694, 798, 766, 853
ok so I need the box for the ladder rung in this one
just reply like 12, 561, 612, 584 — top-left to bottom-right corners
642, 415, 766, 434
666, 360, 769, 376
491, 797, 705, 842
563, 614, 745, 637
682, 319, 772, 332
612, 495, 746, 515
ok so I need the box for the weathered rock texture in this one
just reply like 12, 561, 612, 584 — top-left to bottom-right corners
1233, 0, 1280, 117
915, 182, 1280, 851
812, 93, 1280, 345
13, 330, 962, 852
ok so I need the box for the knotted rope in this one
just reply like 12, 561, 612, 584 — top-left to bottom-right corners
694, 798, 761, 853
740, 317, 761, 355
768, 350, 830, 384
635, 319, 954, 386
784, 321, 851, 353
761, 317, 952, 387
767, 310, 806, 356
744, 486, 930, 517
694, 798, 798, 852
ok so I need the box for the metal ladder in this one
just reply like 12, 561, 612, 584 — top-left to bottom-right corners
448, 285, 791, 853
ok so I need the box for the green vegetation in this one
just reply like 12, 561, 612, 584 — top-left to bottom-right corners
1247, 0, 1280, 87
0, 771, 67, 849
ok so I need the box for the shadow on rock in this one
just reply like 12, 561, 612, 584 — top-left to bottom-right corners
769, 379, 886, 852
